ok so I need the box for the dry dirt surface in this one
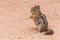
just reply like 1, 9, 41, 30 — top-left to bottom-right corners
0, 0, 60, 40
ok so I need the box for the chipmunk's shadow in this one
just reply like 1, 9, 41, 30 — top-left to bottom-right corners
29, 27, 38, 33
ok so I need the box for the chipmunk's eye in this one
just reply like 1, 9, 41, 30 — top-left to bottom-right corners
34, 9, 36, 10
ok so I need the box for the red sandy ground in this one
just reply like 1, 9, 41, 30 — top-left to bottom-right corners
0, 0, 60, 40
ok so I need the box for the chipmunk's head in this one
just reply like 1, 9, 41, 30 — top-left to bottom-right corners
31, 5, 41, 15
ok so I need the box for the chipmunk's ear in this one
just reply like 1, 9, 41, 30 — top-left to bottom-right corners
35, 5, 37, 7
37, 5, 40, 9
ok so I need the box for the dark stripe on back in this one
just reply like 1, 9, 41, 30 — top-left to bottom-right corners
41, 16, 45, 24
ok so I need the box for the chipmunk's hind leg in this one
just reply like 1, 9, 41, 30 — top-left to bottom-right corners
40, 27, 48, 33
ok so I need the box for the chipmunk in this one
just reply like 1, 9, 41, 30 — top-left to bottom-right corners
30, 5, 54, 35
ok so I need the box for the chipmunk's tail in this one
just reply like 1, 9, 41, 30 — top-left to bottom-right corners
44, 29, 54, 35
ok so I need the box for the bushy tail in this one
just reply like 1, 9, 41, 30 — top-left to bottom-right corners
44, 29, 54, 35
